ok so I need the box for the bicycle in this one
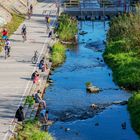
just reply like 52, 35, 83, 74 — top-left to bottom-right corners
31, 50, 38, 64
22, 32, 26, 42
4, 46, 10, 59
27, 10, 31, 20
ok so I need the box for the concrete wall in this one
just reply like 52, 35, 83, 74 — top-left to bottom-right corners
0, 0, 37, 26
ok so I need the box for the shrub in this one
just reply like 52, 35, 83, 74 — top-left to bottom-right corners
57, 14, 77, 41
24, 96, 35, 107
11, 119, 53, 140
104, 6, 140, 90
128, 93, 140, 134
104, 5, 140, 134
52, 42, 66, 67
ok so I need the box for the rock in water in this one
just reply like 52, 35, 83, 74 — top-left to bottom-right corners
79, 31, 88, 35
121, 122, 126, 129
112, 101, 128, 105
90, 104, 98, 109
87, 86, 100, 93
95, 122, 99, 126
120, 101, 128, 105
65, 128, 70, 132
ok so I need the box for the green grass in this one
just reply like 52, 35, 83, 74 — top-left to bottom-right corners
104, 6, 140, 135
52, 42, 66, 67
0, 14, 25, 52
85, 82, 92, 87
56, 14, 77, 41
24, 96, 35, 107
128, 93, 140, 134
11, 119, 53, 140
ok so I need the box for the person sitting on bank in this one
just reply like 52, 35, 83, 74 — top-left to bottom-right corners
33, 73, 40, 85
39, 99, 47, 109
31, 70, 38, 80
14, 106, 25, 122
40, 109, 49, 131
40, 109, 48, 124
33, 90, 42, 103
39, 57, 45, 71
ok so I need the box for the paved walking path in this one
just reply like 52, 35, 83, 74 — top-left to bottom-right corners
0, 1, 57, 139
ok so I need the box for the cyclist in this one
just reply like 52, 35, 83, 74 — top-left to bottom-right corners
4, 39, 11, 58
45, 15, 50, 31
2, 29, 8, 40
21, 24, 26, 41
30, 4, 33, 14
27, 9, 31, 19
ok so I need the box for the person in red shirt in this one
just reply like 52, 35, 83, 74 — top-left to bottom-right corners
2, 29, 8, 40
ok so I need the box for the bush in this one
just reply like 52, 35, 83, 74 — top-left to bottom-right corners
52, 42, 66, 67
57, 14, 77, 41
104, 6, 140, 90
104, 5, 140, 134
128, 93, 140, 134
24, 96, 35, 107
11, 119, 53, 140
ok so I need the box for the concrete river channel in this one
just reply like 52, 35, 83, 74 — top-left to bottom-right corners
44, 20, 139, 140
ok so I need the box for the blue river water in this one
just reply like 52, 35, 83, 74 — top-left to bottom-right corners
44, 21, 139, 140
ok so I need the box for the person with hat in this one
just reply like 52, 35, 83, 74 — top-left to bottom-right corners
14, 106, 25, 122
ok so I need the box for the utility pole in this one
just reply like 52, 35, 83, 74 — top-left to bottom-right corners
124, 0, 126, 12
27, 0, 29, 8
56, 0, 60, 17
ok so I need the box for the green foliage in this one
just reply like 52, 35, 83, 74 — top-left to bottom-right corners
104, 5, 140, 135
0, 14, 25, 52
11, 119, 53, 140
24, 96, 35, 107
57, 14, 77, 41
52, 42, 66, 67
104, 6, 140, 90
85, 82, 92, 87
128, 93, 140, 134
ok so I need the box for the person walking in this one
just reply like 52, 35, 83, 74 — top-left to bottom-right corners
4, 39, 11, 58
45, 15, 50, 31
27, 9, 31, 19
21, 24, 27, 41
48, 30, 52, 38
30, 4, 33, 14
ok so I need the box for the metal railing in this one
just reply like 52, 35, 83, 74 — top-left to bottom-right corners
63, 2, 137, 14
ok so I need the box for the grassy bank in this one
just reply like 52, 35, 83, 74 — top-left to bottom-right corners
0, 14, 25, 51
103, 7, 140, 134
11, 119, 53, 140
52, 42, 66, 67
128, 93, 140, 134
56, 14, 77, 41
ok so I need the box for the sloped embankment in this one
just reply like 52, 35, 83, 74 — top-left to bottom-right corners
0, 0, 37, 26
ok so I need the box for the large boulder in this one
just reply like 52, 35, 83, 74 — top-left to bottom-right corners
112, 100, 128, 105
87, 86, 100, 93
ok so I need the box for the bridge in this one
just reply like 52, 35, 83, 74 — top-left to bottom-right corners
63, 2, 136, 19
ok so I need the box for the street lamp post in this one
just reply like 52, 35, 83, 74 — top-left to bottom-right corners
56, 0, 60, 17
